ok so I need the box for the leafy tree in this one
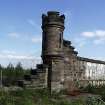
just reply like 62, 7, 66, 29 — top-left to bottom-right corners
0, 62, 31, 86
4, 63, 15, 86
15, 62, 24, 79
0, 64, 2, 70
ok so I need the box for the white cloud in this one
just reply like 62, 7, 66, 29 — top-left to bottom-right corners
8, 32, 19, 38
27, 19, 36, 26
8, 31, 42, 44
31, 37, 42, 43
93, 38, 105, 45
73, 38, 86, 47
95, 30, 105, 37
0, 54, 41, 68
81, 30, 105, 45
0, 54, 36, 60
78, 42, 86, 47
1, 50, 16, 54
27, 19, 41, 34
81, 30, 105, 38
64, 10, 71, 26
81, 32, 95, 38
92, 57, 105, 61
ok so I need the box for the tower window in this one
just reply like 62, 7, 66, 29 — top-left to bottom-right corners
59, 33, 62, 48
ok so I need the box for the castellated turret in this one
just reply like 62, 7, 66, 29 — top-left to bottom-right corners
41, 11, 65, 63
41, 11, 85, 92
41, 11, 65, 91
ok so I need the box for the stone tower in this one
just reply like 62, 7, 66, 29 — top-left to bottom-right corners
17, 11, 105, 92
41, 11, 65, 91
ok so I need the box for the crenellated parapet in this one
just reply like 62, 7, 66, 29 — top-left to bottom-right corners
63, 39, 78, 56
42, 11, 65, 29
63, 40, 71, 46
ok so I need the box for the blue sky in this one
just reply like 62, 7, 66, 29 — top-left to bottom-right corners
0, 0, 105, 68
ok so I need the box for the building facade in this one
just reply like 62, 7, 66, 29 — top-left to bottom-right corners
41, 11, 86, 91
18, 11, 105, 91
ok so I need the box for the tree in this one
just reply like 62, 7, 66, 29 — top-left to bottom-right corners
15, 62, 24, 79
15, 62, 23, 71
4, 63, 15, 86
0, 64, 2, 70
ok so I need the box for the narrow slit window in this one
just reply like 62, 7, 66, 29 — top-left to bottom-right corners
59, 33, 62, 48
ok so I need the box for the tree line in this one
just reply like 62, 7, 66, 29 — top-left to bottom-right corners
0, 62, 30, 86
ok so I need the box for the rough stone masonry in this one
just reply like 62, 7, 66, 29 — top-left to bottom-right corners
41, 11, 85, 91
18, 11, 105, 92
18, 11, 86, 91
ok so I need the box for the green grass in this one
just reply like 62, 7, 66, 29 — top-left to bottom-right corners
0, 87, 105, 105
83, 84, 105, 101
0, 88, 70, 105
